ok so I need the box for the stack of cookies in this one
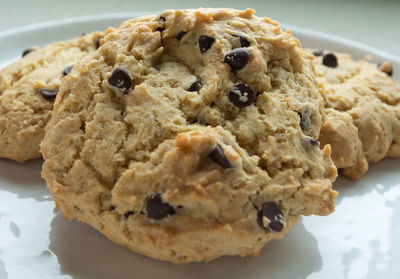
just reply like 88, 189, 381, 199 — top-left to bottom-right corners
0, 8, 398, 263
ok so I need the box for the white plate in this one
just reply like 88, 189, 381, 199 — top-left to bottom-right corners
0, 13, 400, 279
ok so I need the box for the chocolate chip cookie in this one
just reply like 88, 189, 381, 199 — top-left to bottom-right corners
0, 31, 103, 162
41, 9, 337, 263
311, 50, 400, 179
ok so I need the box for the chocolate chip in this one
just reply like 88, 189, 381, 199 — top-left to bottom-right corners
232, 34, 250, 47
146, 193, 175, 219
299, 108, 313, 132
322, 53, 338, 68
229, 84, 255, 108
176, 31, 188, 41
378, 61, 393, 77
95, 38, 101, 49
187, 80, 202, 92
224, 48, 251, 71
210, 144, 233, 169
309, 138, 318, 146
40, 89, 58, 100
22, 48, 35, 57
312, 50, 324, 57
156, 16, 166, 32
302, 137, 318, 148
124, 211, 134, 218
63, 65, 73, 76
199, 35, 215, 53
108, 67, 132, 92
257, 202, 285, 233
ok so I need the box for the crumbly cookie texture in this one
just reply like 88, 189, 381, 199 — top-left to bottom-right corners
310, 50, 400, 179
0, 32, 103, 162
41, 9, 337, 263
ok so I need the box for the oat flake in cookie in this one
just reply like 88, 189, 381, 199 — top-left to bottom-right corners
310, 50, 400, 179
41, 9, 337, 263
0, 31, 103, 162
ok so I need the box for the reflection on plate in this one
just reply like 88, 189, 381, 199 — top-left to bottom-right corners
0, 14, 399, 279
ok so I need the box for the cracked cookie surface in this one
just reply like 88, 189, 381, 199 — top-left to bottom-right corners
0, 31, 103, 162
310, 50, 400, 179
41, 9, 337, 263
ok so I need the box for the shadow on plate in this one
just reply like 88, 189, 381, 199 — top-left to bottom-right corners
0, 158, 50, 201
49, 213, 322, 279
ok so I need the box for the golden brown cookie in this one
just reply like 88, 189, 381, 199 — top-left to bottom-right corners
310, 50, 400, 179
41, 9, 337, 263
0, 31, 103, 162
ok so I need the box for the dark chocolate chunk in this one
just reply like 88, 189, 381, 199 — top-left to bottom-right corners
312, 50, 324, 57
322, 53, 338, 68
187, 80, 202, 92
210, 144, 233, 169
199, 35, 215, 53
146, 193, 175, 220
108, 67, 132, 92
229, 83, 255, 108
63, 65, 73, 76
232, 34, 250, 47
224, 48, 251, 71
40, 89, 58, 100
22, 48, 35, 57
257, 202, 285, 233
176, 31, 188, 41
124, 211, 134, 218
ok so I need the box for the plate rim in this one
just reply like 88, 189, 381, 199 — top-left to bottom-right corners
0, 12, 399, 65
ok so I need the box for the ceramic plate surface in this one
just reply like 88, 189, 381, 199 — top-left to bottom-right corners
0, 13, 399, 279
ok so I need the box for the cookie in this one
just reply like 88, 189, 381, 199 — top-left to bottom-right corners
41, 9, 337, 263
310, 50, 400, 179
0, 31, 103, 162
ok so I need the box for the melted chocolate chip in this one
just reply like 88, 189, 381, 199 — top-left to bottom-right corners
322, 53, 338, 68
312, 50, 324, 57
124, 211, 134, 218
232, 34, 250, 47
108, 67, 132, 92
63, 65, 73, 76
187, 80, 202, 92
22, 48, 35, 57
229, 84, 255, 108
198, 35, 215, 53
210, 144, 232, 169
176, 31, 188, 41
257, 202, 285, 233
40, 89, 58, 100
146, 193, 175, 219
224, 48, 251, 71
